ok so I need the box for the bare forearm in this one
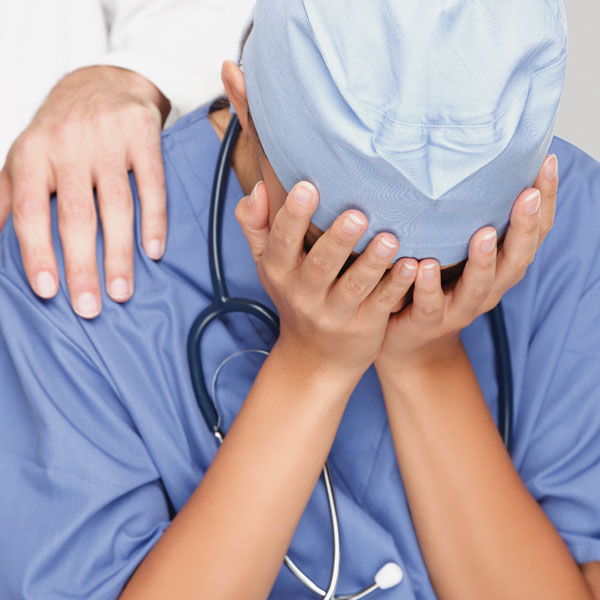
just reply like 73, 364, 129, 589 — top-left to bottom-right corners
377, 344, 592, 600
121, 343, 357, 600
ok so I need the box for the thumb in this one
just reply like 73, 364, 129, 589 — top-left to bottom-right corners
235, 181, 270, 263
0, 169, 12, 232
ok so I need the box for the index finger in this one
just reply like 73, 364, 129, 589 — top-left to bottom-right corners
262, 182, 318, 273
130, 124, 167, 260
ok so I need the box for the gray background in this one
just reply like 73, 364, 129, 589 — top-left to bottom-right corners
555, 2, 600, 161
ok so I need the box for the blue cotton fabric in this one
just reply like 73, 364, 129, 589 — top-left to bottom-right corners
0, 105, 599, 599
243, 0, 568, 265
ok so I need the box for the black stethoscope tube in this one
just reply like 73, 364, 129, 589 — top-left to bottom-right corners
187, 115, 279, 437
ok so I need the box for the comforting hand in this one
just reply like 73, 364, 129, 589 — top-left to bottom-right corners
0, 65, 170, 318
375, 154, 559, 375
235, 180, 418, 380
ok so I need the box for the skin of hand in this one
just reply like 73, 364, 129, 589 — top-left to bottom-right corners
374, 154, 558, 375
0, 65, 171, 318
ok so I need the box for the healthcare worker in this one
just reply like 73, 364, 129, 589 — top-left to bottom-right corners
1, 1, 600, 599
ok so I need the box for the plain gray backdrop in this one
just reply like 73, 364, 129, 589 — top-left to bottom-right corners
555, 2, 600, 161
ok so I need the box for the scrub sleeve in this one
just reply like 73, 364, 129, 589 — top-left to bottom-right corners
0, 273, 170, 599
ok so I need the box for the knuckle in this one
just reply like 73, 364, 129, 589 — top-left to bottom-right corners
13, 195, 41, 224
477, 253, 497, 270
315, 313, 335, 334
55, 119, 80, 145
271, 227, 295, 249
521, 220, 540, 236
329, 228, 354, 250
506, 255, 531, 275
289, 293, 310, 318
122, 104, 160, 138
98, 148, 124, 170
363, 252, 387, 273
281, 201, 305, 227
130, 104, 157, 129
60, 198, 95, 225
420, 304, 441, 318
259, 260, 282, 286
13, 129, 44, 159
306, 252, 331, 279
100, 181, 131, 210
467, 283, 492, 300
91, 109, 115, 132
344, 275, 368, 299
420, 284, 439, 298
377, 290, 398, 307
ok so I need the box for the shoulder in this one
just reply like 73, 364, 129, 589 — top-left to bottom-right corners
534, 136, 600, 288
161, 102, 219, 164
550, 136, 600, 226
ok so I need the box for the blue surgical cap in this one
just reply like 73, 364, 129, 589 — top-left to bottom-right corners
242, 0, 567, 265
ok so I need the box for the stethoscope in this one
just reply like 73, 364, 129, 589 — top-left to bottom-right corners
187, 114, 514, 599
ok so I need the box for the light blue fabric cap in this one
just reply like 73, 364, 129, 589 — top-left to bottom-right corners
242, 0, 567, 265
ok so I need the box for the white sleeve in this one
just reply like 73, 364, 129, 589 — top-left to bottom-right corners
99, 0, 255, 122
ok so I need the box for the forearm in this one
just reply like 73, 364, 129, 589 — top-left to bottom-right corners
121, 342, 357, 600
377, 343, 592, 600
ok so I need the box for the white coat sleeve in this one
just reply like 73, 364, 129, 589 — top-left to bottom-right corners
99, 0, 255, 122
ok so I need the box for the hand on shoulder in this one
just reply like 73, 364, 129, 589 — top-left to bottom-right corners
0, 65, 170, 318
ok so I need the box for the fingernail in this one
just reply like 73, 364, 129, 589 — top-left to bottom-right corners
544, 154, 558, 180
375, 236, 397, 258
524, 190, 541, 215
109, 277, 130, 300
75, 292, 100, 319
147, 239, 164, 260
35, 271, 57, 298
248, 181, 263, 206
342, 213, 365, 235
401, 262, 417, 279
422, 263, 437, 280
294, 183, 315, 206
480, 231, 497, 253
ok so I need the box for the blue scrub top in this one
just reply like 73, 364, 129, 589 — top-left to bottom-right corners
1, 104, 599, 600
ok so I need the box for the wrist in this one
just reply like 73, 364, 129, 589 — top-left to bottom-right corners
113, 66, 171, 124
60, 66, 171, 124
271, 338, 364, 399
375, 336, 465, 395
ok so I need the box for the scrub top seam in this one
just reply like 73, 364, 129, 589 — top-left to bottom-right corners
358, 419, 392, 508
